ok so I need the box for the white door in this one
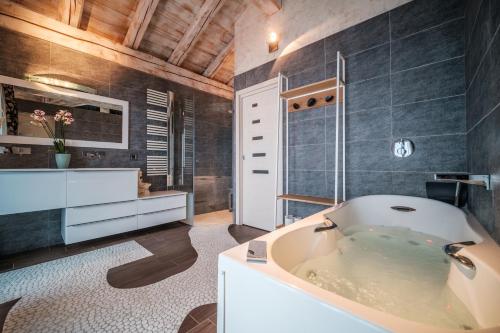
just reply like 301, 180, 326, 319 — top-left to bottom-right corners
239, 81, 281, 231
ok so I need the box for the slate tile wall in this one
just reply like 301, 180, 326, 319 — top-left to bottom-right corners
0, 28, 231, 255
465, 0, 500, 242
234, 0, 469, 223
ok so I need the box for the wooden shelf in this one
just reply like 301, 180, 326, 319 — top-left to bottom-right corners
281, 78, 340, 99
280, 77, 344, 113
277, 194, 338, 206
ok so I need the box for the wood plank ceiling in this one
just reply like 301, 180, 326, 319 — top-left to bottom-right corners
6, 0, 259, 96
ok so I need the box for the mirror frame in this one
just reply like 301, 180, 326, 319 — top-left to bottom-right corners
0, 75, 129, 149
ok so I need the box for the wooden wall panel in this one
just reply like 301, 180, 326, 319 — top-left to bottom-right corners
182, 0, 243, 77
80, 0, 137, 42
212, 50, 234, 84
12, 0, 59, 19
139, 0, 204, 60
0, 1, 233, 99
8, 0, 242, 87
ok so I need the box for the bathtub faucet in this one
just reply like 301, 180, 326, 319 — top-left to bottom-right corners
314, 217, 338, 232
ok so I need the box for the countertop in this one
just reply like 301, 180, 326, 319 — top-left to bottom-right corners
0, 168, 140, 172
138, 190, 187, 200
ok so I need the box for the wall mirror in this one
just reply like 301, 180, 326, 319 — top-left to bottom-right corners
0, 75, 129, 149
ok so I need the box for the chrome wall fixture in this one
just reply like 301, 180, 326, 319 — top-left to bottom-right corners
434, 173, 492, 191
392, 138, 414, 158
181, 97, 194, 186
146, 89, 173, 179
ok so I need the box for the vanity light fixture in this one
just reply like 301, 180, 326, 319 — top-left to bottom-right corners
25, 75, 96, 94
267, 31, 279, 53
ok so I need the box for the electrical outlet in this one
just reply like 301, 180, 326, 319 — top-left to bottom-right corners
0, 146, 10, 155
82, 151, 105, 160
130, 153, 138, 161
11, 147, 31, 155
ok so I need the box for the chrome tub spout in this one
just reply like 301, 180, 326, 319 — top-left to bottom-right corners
314, 217, 338, 232
444, 241, 476, 278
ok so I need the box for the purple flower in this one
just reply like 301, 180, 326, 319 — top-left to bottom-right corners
30, 109, 46, 122
55, 110, 75, 126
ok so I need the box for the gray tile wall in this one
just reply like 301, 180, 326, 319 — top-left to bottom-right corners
234, 0, 469, 222
0, 28, 231, 255
465, 0, 500, 242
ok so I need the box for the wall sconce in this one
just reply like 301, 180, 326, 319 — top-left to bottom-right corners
25, 74, 96, 94
267, 31, 279, 53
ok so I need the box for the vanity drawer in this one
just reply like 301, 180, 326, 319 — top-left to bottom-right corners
0, 171, 66, 215
138, 194, 186, 214
62, 215, 138, 245
64, 200, 137, 226
138, 207, 186, 229
67, 170, 138, 207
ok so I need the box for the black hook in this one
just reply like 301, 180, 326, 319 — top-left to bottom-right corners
307, 98, 316, 107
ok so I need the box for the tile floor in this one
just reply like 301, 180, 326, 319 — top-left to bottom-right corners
0, 212, 267, 333
194, 210, 233, 225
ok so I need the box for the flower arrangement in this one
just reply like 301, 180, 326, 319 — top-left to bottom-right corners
30, 109, 74, 153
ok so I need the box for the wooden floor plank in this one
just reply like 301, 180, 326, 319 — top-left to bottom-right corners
0, 298, 20, 333
228, 224, 268, 244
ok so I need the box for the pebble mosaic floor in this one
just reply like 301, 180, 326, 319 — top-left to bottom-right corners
0, 224, 237, 332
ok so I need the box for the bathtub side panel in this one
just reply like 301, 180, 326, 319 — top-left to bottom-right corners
217, 255, 389, 333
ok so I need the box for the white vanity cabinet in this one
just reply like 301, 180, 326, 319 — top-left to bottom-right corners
0, 169, 188, 246
0, 170, 67, 215
62, 215, 138, 244
62, 200, 139, 244
62, 170, 140, 244
137, 191, 187, 229
66, 170, 138, 207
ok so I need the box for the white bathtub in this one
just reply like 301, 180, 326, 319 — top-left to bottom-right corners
217, 195, 500, 333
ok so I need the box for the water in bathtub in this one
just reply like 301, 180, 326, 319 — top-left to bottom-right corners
290, 225, 478, 330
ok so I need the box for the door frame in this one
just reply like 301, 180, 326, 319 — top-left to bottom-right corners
235, 76, 283, 228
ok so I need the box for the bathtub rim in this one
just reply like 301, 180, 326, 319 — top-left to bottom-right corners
220, 195, 500, 333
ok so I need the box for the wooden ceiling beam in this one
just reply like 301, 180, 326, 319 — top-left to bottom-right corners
123, 0, 159, 49
168, 0, 226, 66
58, 0, 84, 28
250, 0, 281, 16
0, 1, 233, 100
203, 39, 234, 78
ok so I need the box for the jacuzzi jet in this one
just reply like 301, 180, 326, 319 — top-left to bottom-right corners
307, 270, 317, 280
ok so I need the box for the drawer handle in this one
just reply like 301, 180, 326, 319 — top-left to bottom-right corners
252, 136, 263, 141
252, 103, 258, 108
141, 206, 186, 215
253, 170, 269, 174
252, 153, 266, 157
70, 214, 136, 226
252, 119, 261, 124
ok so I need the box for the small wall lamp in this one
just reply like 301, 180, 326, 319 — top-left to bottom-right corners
267, 31, 279, 53
25, 74, 96, 94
